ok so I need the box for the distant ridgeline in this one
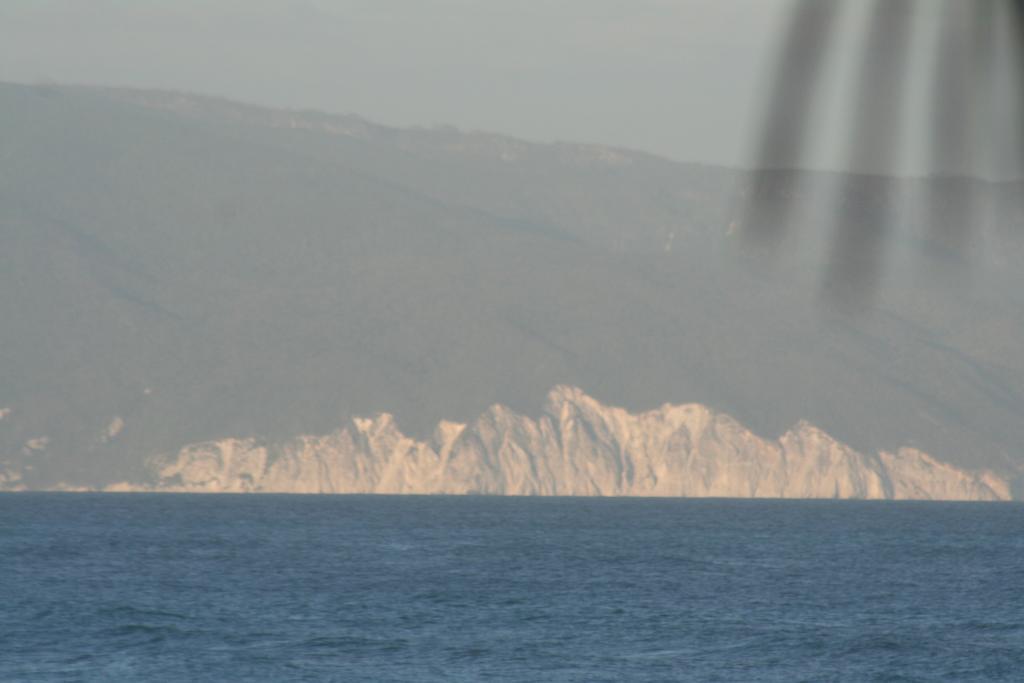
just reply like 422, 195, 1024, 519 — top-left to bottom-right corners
93, 387, 1010, 501
1, 83, 1023, 492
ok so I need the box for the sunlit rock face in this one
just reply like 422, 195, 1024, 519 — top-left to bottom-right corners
105, 387, 1010, 501
5, 83, 1024, 492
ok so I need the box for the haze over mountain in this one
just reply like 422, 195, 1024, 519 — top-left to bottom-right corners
1, 82, 1023, 493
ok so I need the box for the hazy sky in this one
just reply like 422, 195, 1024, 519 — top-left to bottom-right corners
2, 1, 1019, 176
1, 0, 793, 167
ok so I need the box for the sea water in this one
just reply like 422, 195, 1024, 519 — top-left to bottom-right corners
2, 494, 1023, 681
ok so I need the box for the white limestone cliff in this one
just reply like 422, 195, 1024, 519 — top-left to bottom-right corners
105, 386, 1013, 501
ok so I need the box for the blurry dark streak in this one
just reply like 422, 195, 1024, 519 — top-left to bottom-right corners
924, 0, 990, 262
986, 2, 1024, 287
971, 1, 999, 250
1009, 1, 1024, 181
823, 0, 917, 307
742, 0, 842, 248
971, 2, 998, 175
740, 0, 1024, 311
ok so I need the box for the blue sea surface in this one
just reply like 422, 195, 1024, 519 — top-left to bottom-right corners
2, 494, 1023, 681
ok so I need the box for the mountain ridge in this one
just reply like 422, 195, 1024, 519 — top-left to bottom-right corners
2, 82, 1022, 488
78, 386, 1012, 501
